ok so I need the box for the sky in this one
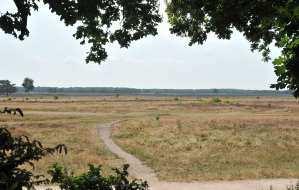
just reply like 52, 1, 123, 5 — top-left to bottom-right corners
0, 1, 280, 89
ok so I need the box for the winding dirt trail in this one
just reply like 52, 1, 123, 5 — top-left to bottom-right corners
98, 123, 159, 183
97, 122, 298, 190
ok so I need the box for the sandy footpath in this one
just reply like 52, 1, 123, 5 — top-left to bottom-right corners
32, 121, 298, 190
97, 122, 298, 190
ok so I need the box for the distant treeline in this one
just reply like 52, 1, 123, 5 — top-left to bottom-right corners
14, 87, 292, 97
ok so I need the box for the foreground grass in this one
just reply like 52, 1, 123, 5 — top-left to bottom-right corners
9, 124, 123, 176
1, 95, 299, 181
113, 100, 299, 181
0, 97, 127, 176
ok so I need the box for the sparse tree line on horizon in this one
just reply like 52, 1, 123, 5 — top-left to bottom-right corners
0, 78, 34, 96
0, 79, 292, 97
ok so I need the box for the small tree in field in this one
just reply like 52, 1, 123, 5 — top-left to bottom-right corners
22, 78, 34, 93
0, 80, 17, 96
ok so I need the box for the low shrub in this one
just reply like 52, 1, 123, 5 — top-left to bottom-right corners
0, 127, 66, 190
211, 97, 221, 103
48, 164, 148, 190
1, 127, 148, 190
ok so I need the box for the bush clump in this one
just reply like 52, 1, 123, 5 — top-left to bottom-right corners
48, 164, 148, 190
0, 127, 148, 190
211, 97, 222, 103
0, 127, 66, 190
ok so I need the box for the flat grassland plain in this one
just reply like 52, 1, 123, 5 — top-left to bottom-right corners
1, 96, 299, 182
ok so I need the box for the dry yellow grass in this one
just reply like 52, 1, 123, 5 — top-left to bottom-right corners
9, 124, 122, 176
112, 96, 299, 181
1, 95, 299, 181
0, 96, 126, 176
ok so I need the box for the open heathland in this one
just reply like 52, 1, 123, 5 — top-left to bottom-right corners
1, 96, 299, 181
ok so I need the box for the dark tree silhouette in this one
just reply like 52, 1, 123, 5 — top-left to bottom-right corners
0, 80, 17, 96
0, 1, 298, 96
0, 127, 66, 190
166, 0, 299, 97
0, 107, 24, 117
0, 0, 161, 63
22, 77, 34, 93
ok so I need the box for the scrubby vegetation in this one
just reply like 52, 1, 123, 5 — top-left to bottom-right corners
49, 164, 148, 190
114, 117, 299, 181
0, 127, 147, 190
0, 127, 66, 189
1, 96, 299, 182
